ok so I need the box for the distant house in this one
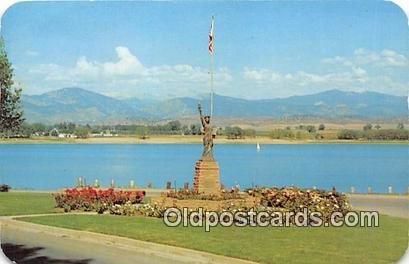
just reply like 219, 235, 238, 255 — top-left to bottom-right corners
49, 128, 59, 137
58, 133, 77, 138
91, 130, 118, 137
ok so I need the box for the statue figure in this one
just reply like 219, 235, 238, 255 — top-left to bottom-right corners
198, 102, 213, 160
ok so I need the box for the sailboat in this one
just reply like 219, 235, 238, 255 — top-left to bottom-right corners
256, 142, 261, 151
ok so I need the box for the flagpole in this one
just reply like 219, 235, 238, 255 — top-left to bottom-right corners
210, 48, 214, 120
210, 16, 214, 122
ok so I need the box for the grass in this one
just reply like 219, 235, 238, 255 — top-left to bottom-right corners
0, 192, 57, 216
18, 214, 408, 264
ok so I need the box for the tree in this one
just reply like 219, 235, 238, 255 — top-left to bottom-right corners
306, 125, 316, 133
363, 123, 372, 131
58, 122, 76, 133
337, 129, 361, 140
135, 125, 149, 136
318, 124, 325, 131
374, 124, 381, 130
74, 126, 90, 139
271, 128, 295, 139
397, 123, 404, 130
225, 126, 243, 139
166, 120, 182, 133
189, 124, 200, 135
0, 38, 24, 136
243, 128, 256, 138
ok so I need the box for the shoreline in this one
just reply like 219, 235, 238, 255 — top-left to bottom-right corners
8, 189, 409, 198
0, 136, 408, 144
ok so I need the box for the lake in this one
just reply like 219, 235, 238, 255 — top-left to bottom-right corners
0, 143, 407, 193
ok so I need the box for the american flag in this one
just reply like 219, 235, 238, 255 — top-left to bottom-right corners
208, 17, 214, 55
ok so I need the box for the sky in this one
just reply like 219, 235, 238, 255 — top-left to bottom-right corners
1, 1, 408, 99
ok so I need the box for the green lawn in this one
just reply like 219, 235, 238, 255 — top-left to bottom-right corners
19, 214, 408, 264
0, 192, 57, 216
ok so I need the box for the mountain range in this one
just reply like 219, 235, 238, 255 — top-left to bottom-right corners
21, 87, 408, 124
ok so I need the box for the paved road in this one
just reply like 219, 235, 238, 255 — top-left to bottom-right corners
0, 218, 254, 264
1, 223, 172, 264
348, 194, 409, 219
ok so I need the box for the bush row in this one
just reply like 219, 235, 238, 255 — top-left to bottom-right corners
337, 129, 409, 140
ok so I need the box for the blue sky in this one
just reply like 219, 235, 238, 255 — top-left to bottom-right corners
1, 1, 408, 99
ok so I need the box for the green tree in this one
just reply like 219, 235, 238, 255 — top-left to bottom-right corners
363, 123, 373, 131
305, 125, 316, 133
397, 123, 404, 130
337, 129, 361, 140
374, 124, 381, 130
243, 129, 256, 138
189, 124, 201, 135
20, 123, 34, 137
74, 126, 90, 139
271, 129, 295, 139
225, 126, 243, 139
166, 120, 182, 133
318, 124, 325, 130
135, 125, 149, 136
0, 38, 24, 136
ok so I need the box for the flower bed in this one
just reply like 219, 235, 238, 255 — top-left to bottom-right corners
246, 186, 350, 221
109, 201, 170, 217
53, 187, 145, 213
53, 186, 350, 224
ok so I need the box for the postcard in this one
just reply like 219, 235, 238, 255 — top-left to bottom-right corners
0, 1, 408, 263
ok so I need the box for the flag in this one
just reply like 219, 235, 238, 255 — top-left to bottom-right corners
208, 17, 214, 55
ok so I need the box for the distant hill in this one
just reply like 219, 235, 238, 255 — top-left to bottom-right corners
21, 87, 408, 124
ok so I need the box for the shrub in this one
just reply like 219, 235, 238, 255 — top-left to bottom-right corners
53, 187, 145, 212
270, 129, 295, 139
246, 186, 350, 222
337, 129, 361, 140
338, 129, 409, 140
109, 202, 169, 217
0, 184, 11, 192
305, 125, 316, 133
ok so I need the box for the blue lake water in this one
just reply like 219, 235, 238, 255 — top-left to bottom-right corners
0, 144, 408, 193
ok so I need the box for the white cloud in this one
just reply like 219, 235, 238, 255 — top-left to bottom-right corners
27, 46, 232, 98
21, 47, 408, 99
379, 49, 409, 67
242, 64, 407, 97
324, 48, 409, 68
244, 68, 356, 87
103, 47, 144, 75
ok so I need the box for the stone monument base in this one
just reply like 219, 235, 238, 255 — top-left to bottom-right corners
193, 159, 220, 195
